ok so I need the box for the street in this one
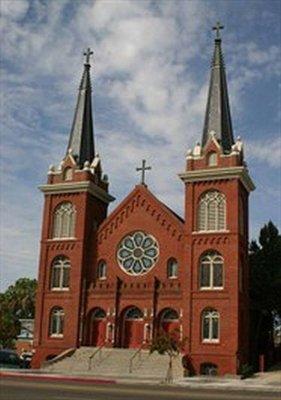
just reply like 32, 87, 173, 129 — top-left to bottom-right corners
0, 378, 279, 400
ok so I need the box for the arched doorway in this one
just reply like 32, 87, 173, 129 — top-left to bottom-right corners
158, 308, 180, 337
89, 308, 106, 346
121, 307, 144, 348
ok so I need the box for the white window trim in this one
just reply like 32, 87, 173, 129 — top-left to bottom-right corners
202, 311, 220, 343
50, 333, 64, 338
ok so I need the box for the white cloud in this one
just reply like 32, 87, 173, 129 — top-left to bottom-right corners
0, 0, 280, 290
246, 136, 281, 168
0, 0, 29, 20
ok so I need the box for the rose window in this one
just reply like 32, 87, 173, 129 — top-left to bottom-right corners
117, 231, 159, 275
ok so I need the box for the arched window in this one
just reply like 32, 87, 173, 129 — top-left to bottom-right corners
51, 256, 70, 290
200, 363, 218, 375
198, 191, 226, 231
208, 152, 217, 167
167, 258, 178, 279
125, 307, 143, 320
97, 261, 107, 280
202, 309, 219, 342
52, 202, 76, 238
161, 308, 179, 321
200, 252, 223, 289
63, 167, 73, 181
50, 307, 64, 337
91, 308, 106, 319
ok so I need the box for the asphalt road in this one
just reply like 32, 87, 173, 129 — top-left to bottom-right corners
0, 378, 279, 400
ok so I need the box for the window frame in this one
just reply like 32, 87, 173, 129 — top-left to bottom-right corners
97, 260, 107, 280
197, 191, 226, 232
49, 307, 65, 338
50, 256, 70, 291
52, 202, 76, 239
201, 309, 220, 343
199, 253, 224, 290
167, 258, 178, 279
207, 152, 218, 167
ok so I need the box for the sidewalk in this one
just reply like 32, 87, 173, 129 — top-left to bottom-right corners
0, 369, 280, 393
176, 372, 281, 393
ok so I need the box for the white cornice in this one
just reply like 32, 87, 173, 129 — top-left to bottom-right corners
39, 181, 115, 203
178, 166, 255, 192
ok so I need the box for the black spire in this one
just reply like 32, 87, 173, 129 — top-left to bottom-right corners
202, 23, 234, 153
67, 48, 95, 167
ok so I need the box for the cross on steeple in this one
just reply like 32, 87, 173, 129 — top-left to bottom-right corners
84, 48, 93, 65
212, 21, 224, 39
136, 159, 151, 186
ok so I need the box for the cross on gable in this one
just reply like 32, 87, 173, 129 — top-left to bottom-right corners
84, 48, 93, 65
136, 159, 151, 186
212, 21, 224, 39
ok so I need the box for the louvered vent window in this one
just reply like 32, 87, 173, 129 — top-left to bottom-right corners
52, 202, 76, 238
197, 191, 226, 231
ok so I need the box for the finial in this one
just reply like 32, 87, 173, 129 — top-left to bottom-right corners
83, 48, 93, 66
212, 21, 224, 39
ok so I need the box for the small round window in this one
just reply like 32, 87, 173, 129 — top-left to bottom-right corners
117, 231, 159, 276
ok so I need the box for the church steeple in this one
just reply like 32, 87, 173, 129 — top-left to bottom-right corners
67, 48, 95, 167
202, 23, 234, 153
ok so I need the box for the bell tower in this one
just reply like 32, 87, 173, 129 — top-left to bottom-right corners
32, 49, 114, 367
179, 24, 255, 375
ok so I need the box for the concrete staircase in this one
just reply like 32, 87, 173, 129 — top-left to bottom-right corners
43, 346, 184, 381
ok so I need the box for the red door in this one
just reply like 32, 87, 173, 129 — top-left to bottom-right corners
91, 319, 106, 346
123, 320, 143, 348
162, 321, 180, 339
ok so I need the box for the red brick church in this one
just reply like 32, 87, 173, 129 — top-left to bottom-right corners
32, 26, 255, 375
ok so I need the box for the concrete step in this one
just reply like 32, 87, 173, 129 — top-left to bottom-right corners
43, 347, 184, 380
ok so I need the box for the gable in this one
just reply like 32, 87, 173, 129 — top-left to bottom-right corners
97, 185, 184, 245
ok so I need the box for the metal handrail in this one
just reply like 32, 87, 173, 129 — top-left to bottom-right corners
129, 344, 145, 373
88, 341, 105, 370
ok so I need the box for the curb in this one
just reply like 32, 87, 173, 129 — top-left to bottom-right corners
0, 371, 116, 385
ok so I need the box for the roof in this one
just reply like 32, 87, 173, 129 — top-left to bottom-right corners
201, 36, 234, 153
67, 55, 95, 167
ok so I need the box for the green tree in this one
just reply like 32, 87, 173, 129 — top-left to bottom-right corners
150, 329, 187, 383
0, 278, 37, 348
3, 278, 37, 318
0, 294, 21, 348
249, 221, 281, 366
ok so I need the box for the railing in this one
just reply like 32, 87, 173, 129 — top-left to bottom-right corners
88, 342, 105, 370
42, 348, 76, 368
129, 344, 145, 373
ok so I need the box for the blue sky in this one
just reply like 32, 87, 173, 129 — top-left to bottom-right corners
0, 0, 280, 291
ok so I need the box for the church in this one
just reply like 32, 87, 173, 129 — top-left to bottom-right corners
32, 25, 255, 376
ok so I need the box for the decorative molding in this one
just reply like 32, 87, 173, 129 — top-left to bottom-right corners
97, 192, 183, 244
39, 181, 115, 203
192, 236, 229, 245
179, 166, 255, 192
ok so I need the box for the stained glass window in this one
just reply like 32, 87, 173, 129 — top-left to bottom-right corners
52, 202, 76, 238
117, 231, 159, 276
198, 191, 226, 231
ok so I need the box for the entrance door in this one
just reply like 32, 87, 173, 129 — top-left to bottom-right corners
91, 319, 106, 346
124, 320, 143, 348
89, 308, 106, 347
122, 307, 144, 348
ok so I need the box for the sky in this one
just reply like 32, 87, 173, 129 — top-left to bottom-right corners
0, 0, 280, 291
